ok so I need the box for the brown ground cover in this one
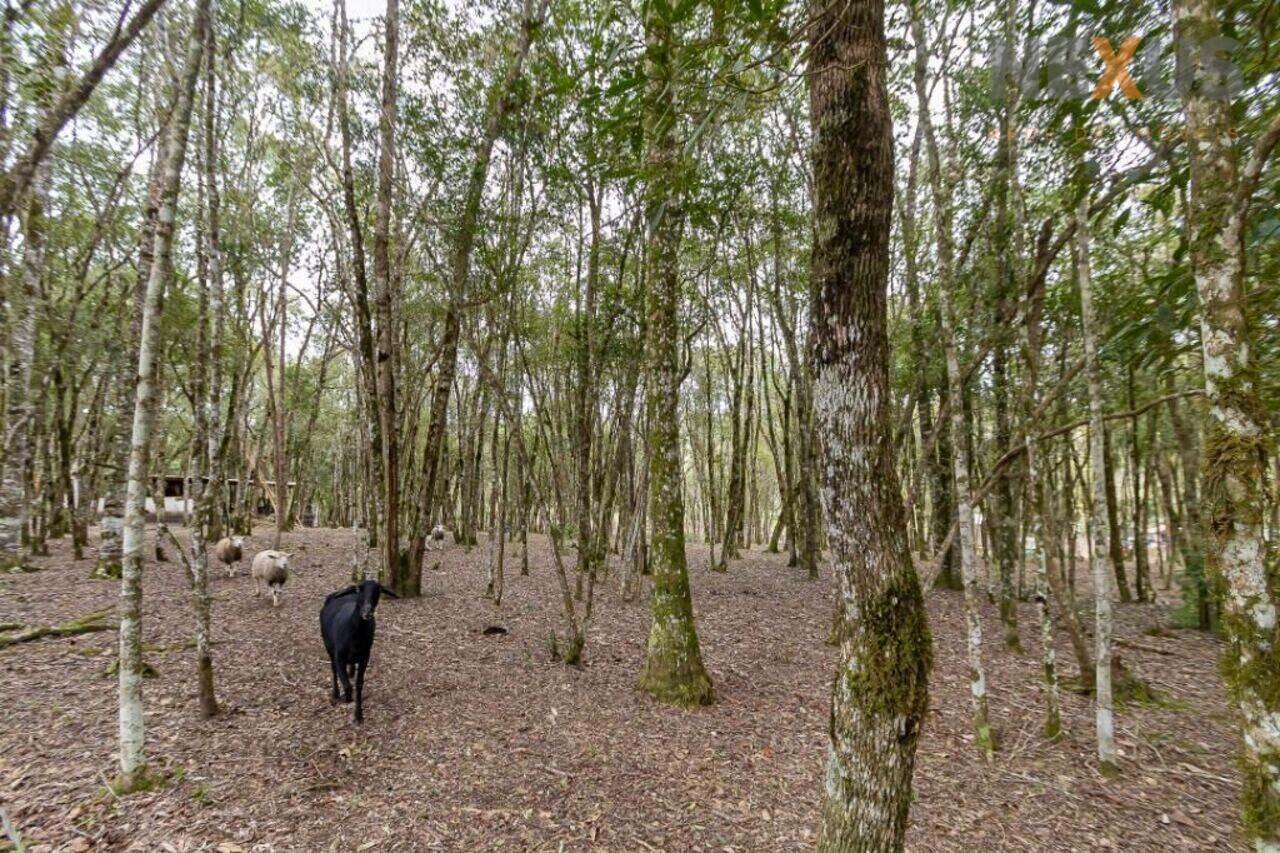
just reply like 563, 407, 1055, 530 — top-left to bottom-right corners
0, 526, 1239, 851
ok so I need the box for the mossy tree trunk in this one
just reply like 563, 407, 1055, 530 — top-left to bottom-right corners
813, 0, 932, 846
1175, 0, 1280, 841
636, 0, 713, 709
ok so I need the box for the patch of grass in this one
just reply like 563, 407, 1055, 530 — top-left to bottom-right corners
1169, 599, 1205, 629
1117, 681, 1189, 711
1059, 675, 1093, 695
107, 767, 167, 797
191, 783, 212, 805
1143, 624, 1175, 638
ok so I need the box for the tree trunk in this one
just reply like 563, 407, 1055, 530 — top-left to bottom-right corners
1175, 0, 1280, 839
374, 0, 401, 588
814, 1, 931, 847
636, 0, 713, 709
1076, 172, 1117, 772
0, 161, 46, 570
97, 84, 174, 580
116, 0, 206, 791
1103, 426, 1131, 603
913, 4, 993, 758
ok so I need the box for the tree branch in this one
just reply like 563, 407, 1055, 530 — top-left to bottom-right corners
0, 0, 170, 217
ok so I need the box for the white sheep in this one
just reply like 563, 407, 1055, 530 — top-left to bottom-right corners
212, 536, 245, 577
427, 524, 448, 552
251, 550, 292, 607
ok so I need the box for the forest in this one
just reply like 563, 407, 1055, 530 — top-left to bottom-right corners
0, 0, 1277, 847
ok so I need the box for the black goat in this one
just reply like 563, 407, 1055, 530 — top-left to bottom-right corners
320, 580, 397, 723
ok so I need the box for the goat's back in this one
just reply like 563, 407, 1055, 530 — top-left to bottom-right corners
320, 595, 366, 656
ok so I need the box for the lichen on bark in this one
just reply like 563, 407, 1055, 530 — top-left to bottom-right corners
813, 0, 932, 847
1175, 0, 1280, 841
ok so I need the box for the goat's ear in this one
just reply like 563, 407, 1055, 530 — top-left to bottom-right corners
379, 584, 399, 599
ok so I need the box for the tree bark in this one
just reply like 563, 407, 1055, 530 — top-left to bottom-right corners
1076, 173, 1117, 772
636, 0, 713, 709
116, 0, 207, 791
814, 0, 931, 846
374, 0, 401, 589
1175, 0, 1280, 839
0, 160, 46, 570
912, 3, 993, 758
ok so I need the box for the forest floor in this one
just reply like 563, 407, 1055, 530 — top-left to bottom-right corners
0, 525, 1241, 851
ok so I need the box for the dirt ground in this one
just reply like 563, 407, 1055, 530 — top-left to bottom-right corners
0, 525, 1242, 851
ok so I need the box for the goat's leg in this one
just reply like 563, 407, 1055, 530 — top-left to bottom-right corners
329, 658, 341, 705
354, 662, 366, 724
336, 659, 353, 703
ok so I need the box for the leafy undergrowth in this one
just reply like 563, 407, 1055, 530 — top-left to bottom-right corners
0, 526, 1242, 850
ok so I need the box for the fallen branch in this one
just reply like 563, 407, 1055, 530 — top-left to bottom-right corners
0, 607, 116, 650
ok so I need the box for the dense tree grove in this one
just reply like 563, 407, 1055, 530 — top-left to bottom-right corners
1, 0, 1277, 846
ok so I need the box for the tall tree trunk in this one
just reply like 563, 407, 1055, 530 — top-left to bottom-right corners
814, 0, 931, 847
182, 20, 223, 719
116, 0, 206, 791
1013, 28, 1061, 733
1076, 170, 1117, 773
913, 4, 993, 758
97, 81, 174, 580
1175, 0, 1280, 840
636, 0, 713, 709
0, 160, 46, 570
334, 0, 383, 554
374, 0, 401, 588
988, 0, 1021, 644
202, 27, 227, 542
